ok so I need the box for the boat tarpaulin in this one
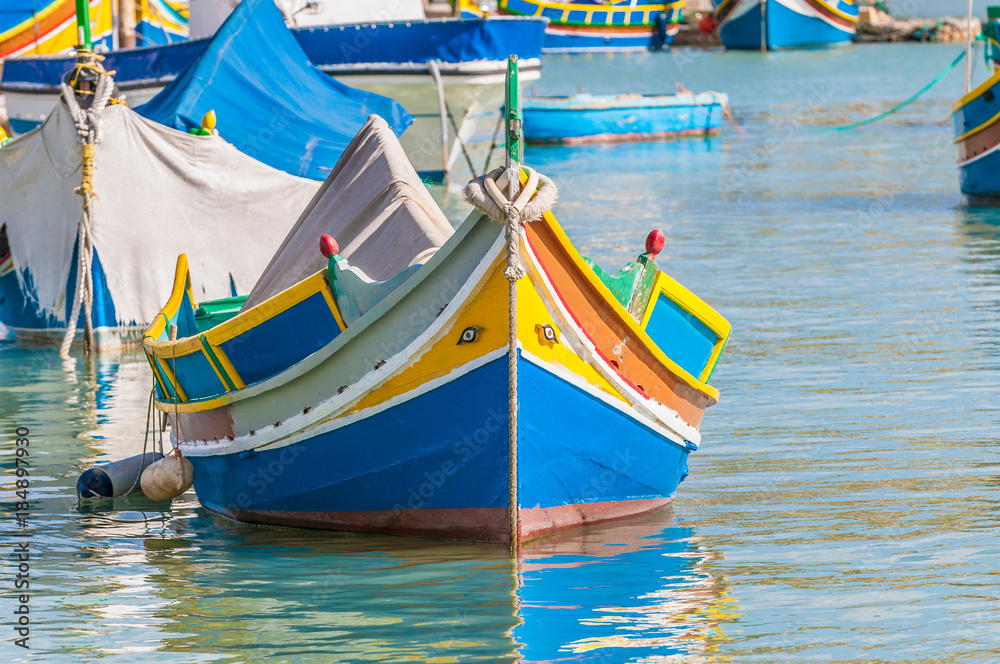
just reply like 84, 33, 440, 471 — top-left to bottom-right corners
0, 103, 319, 327
243, 115, 454, 310
136, 0, 413, 181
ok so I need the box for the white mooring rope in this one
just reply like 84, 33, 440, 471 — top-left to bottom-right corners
58, 61, 115, 358
464, 164, 558, 550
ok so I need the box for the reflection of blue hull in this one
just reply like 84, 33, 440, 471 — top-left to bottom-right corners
719, 0, 855, 50
517, 514, 717, 662
187, 353, 689, 543
523, 94, 724, 143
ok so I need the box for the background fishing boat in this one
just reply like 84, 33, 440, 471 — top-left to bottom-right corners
522, 89, 728, 144
0, 0, 187, 60
141, 59, 731, 547
459, 0, 685, 52
953, 12, 1000, 200
1, 0, 546, 182
700, 0, 858, 50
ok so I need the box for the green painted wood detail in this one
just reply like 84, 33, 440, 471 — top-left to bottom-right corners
506, 55, 522, 166
75, 0, 92, 49
194, 295, 247, 334
582, 254, 658, 321
200, 336, 237, 392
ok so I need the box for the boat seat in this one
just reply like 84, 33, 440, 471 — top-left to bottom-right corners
327, 253, 431, 326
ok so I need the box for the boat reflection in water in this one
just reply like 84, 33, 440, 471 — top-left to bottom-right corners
516, 510, 740, 662
69, 488, 737, 661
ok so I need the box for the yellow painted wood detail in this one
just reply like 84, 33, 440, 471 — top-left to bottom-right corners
343, 254, 510, 416
145, 258, 346, 411
812, 0, 859, 23
538, 210, 725, 402
953, 106, 1000, 144
952, 68, 1000, 113
638, 271, 732, 384
517, 263, 626, 402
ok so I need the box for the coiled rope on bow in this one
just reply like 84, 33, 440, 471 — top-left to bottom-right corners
58, 52, 116, 358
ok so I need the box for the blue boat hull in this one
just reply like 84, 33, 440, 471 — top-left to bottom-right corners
523, 101, 723, 144
953, 70, 1000, 199
957, 150, 1000, 200
718, 0, 855, 50
539, 25, 676, 53
187, 353, 688, 543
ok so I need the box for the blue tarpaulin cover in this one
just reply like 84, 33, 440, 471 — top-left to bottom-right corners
136, 0, 412, 181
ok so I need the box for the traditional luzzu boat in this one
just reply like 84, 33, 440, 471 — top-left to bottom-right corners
460, 0, 684, 52
0, 1, 409, 352
0, 0, 187, 61
699, 0, 857, 50
953, 16, 1000, 201
1, 0, 546, 182
142, 57, 732, 547
522, 90, 728, 144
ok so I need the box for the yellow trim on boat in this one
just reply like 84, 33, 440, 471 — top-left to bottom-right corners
201, 271, 340, 347
0, 0, 71, 43
200, 338, 234, 392
812, 0, 858, 24
156, 354, 188, 403
952, 68, 1000, 113
639, 271, 732, 384
953, 107, 1000, 144
146, 264, 341, 410
208, 344, 246, 390
144, 254, 193, 343
540, 210, 723, 402
518, 261, 627, 402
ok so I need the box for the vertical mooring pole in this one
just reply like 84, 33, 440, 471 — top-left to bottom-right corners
75, 0, 92, 50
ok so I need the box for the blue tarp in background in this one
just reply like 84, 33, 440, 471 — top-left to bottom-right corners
135, 0, 412, 181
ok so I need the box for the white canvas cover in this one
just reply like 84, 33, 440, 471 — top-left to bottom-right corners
0, 103, 320, 326
243, 115, 454, 310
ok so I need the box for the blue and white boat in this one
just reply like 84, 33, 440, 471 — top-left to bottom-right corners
0, 0, 546, 181
953, 17, 1000, 200
700, 0, 858, 50
460, 0, 684, 53
522, 91, 727, 144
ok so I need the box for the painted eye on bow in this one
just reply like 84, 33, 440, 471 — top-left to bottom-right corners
535, 324, 559, 344
457, 326, 482, 345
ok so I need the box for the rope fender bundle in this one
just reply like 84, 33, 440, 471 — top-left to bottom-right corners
464, 165, 558, 281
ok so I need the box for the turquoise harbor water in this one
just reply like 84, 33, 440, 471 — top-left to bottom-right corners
3, 43, 1000, 662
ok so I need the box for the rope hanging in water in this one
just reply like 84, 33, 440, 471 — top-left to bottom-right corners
815, 41, 981, 133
